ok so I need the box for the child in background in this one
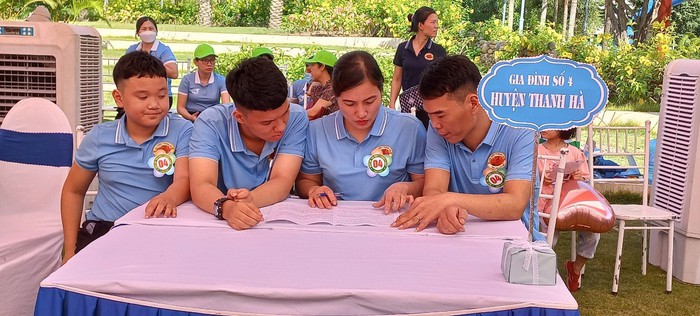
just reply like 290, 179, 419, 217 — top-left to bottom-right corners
538, 128, 600, 292
60, 51, 193, 264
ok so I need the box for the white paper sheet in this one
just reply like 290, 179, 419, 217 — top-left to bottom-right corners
261, 199, 398, 226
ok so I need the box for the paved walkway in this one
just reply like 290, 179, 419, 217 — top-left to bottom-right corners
97, 28, 400, 49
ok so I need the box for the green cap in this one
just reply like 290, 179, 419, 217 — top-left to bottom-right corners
305, 50, 337, 67
252, 47, 274, 60
194, 44, 216, 59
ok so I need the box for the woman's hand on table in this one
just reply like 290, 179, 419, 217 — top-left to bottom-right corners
373, 182, 414, 214
307, 185, 338, 209
145, 193, 177, 219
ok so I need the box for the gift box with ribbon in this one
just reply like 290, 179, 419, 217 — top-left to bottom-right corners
501, 240, 557, 285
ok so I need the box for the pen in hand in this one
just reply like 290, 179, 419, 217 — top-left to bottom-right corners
319, 192, 344, 200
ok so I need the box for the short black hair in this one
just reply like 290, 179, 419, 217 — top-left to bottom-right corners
227, 57, 288, 111
112, 51, 167, 88
409, 6, 437, 33
332, 51, 384, 96
135, 16, 157, 35
559, 128, 577, 140
419, 55, 482, 101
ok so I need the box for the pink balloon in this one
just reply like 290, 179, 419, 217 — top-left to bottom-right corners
542, 180, 615, 233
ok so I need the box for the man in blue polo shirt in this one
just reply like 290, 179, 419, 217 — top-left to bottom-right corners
189, 57, 308, 230
393, 55, 539, 237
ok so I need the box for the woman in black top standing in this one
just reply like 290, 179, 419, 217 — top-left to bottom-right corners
389, 6, 446, 129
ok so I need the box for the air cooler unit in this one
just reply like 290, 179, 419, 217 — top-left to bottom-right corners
0, 20, 102, 134
649, 59, 700, 284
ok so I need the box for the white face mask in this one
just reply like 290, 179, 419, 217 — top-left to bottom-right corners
138, 31, 157, 44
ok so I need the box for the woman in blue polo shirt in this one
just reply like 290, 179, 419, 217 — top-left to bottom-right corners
389, 7, 446, 129
121, 16, 178, 117
296, 51, 426, 212
177, 44, 230, 122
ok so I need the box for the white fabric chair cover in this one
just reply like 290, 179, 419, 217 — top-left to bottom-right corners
0, 98, 73, 315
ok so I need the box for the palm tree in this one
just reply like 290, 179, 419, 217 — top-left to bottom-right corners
198, 0, 212, 27
269, 0, 283, 29
561, 0, 569, 37
540, 0, 548, 27
567, 0, 578, 38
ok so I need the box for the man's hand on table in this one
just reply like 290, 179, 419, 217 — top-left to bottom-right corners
227, 188, 253, 203
145, 193, 178, 219
436, 206, 468, 234
392, 192, 466, 233
222, 200, 263, 230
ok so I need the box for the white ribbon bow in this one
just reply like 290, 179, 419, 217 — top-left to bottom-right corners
506, 240, 551, 285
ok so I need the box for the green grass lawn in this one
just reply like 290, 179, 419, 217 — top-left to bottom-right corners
556, 192, 700, 315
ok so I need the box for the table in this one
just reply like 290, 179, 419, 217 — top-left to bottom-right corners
35, 201, 579, 315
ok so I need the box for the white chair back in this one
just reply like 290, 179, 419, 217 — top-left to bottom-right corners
537, 147, 569, 246
0, 98, 73, 315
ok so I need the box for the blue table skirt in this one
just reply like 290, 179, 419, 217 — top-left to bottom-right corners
35, 287, 580, 316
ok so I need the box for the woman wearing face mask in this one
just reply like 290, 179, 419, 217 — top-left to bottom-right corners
296, 51, 426, 212
120, 16, 178, 118
389, 7, 446, 129
177, 44, 230, 122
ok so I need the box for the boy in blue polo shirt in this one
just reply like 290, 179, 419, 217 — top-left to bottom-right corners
61, 51, 193, 263
393, 55, 539, 237
189, 57, 308, 230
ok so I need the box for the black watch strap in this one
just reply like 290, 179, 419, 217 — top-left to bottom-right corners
213, 197, 230, 220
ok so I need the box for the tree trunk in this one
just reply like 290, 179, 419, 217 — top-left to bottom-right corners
508, 0, 515, 29
198, 0, 212, 26
540, 0, 548, 27
567, 0, 578, 38
634, 0, 656, 44
268, 0, 284, 29
657, 0, 671, 26
554, 0, 559, 26
562, 0, 569, 37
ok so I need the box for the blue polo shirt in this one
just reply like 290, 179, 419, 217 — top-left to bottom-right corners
189, 103, 308, 193
178, 71, 227, 113
76, 114, 193, 222
291, 74, 312, 103
424, 122, 543, 239
301, 106, 426, 201
126, 40, 177, 96
393, 37, 446, 90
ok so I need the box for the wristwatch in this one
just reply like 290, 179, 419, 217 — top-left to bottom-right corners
213, 197, 230, 220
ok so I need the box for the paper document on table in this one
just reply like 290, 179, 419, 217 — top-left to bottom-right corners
261, 199, 398, 227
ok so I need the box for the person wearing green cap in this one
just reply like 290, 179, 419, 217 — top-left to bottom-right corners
251, 47, 274, 61
305, 50, 338, 120
177, 44, 230, 122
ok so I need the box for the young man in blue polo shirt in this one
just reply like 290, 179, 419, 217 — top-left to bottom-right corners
393, 55, 538, 236
189, 57, 308, 230
61, 51, 193, 263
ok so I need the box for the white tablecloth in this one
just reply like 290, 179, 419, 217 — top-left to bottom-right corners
39, 201, 578, 315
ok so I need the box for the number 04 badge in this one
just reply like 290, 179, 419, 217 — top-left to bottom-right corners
148, 142, 176, 177
480, 152, 507, 193
363, 146, 393, 177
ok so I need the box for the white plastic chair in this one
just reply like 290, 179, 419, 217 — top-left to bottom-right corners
537, 147, 569, 246
0, 98, 73, 315
587, 121, 679, 294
